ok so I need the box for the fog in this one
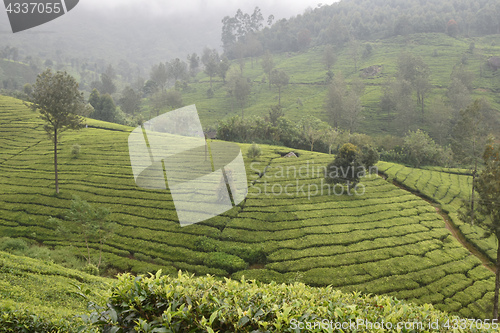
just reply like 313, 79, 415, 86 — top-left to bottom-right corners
0, 0, 336, 70
79, 0, 330, 19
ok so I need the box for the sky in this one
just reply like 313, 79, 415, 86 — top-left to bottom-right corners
79, 0, 335, 19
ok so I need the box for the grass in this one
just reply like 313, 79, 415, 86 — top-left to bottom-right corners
0, 95, 497, 319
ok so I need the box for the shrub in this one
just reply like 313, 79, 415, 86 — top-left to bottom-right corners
203, 252, 247, 273
225, 246, 266, 264
194, 236, 219, 252
25, 246, 52, 261
403, 129, 440, 168
134, 252, 153, 262
90, 271, 476, 333
0, 237, 28, 253
71, 144, 81, 158
0, 307, 79, 333
82, 263, 99, 276
246, 143, 262, 160
206, 88, 214, 98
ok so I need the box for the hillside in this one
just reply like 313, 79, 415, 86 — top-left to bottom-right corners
0, 58, 37, 89
0, 95, 498, 319
3, 250, 490, 332
182, 33, 500, 137
0, 250, 110, 331
378, 162, 498, 270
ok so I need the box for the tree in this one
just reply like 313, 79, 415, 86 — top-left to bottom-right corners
90, 73, 116, 96
218, 56, 230, 83
104, 64, 117, 80
403, 129, 440, 168
380, 78, 414, 133
119, 86, 141, 115
300, 116, 327, 151
348, 39, 360, 72
233, 76, 251, 119
245, 34, 263, 68
460, 142, 500, 319
89, 89, 117, 123
325, 72, 346, 128
323, 45, 337, 70
150, 90, 169, 117
451, 64, 475, 91
150, 62, 169, 92
270, 69, 289, 106
96, 94, 116, 123
415, 74, 431, 118
27, 69, 87, 193
344, 90, 363, 133
428, 98, 453, 145
201, 48, 220, 89
100, 73, 117, 95
397, 52, 431, 117
452, 99, 489, 222
323, 126, 339, 155
187, 53, 200, 77
325, 143, 378, 192
165, 90, 183, 110
297, 29, 312, 50
362, 43, 373, 58
451, 99, 487, 166
56, 196, 115, 269
267, 104, 284, 126
167, 58, 188, 83
261, 50, 274, 88
221, 7, 264, 57
447, 19, 459, 37
448, 78, 470, 111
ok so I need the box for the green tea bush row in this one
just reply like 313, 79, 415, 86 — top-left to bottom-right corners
203, 252, 248, 273
0, 307, 83, 333
88, 271, 497, 332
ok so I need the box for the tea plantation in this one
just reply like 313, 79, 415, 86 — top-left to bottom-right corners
0, 95, 497, 319
3, 251, 493, 332
0, 250, 109, 331
377, 162, 498, 266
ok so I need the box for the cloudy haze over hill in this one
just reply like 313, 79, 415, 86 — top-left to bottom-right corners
0, 0, 335, 69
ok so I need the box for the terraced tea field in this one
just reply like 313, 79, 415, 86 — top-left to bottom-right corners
378, 162, 498, 265
0, 250, 109, 329
0, 95, 496, 318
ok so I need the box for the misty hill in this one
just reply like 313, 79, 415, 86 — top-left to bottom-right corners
2, 0, 500, 75
180, 32, 500, 140
0, 5, 222, 71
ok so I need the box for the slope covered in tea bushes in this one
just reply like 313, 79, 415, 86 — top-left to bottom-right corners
0, 95, 497, 319
377, 161, 498, 266
93, 271, 498, 332
0, 250, 110, 332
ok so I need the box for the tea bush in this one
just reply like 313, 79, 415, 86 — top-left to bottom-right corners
91, 271, 495, 332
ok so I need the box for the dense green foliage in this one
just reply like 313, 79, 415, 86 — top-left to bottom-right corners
0, 251, 109, 332
93, 271, 490, 332
247, 0, 500, 54
325, 143, 379, 187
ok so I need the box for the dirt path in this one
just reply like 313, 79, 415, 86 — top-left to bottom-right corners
378, 172, 495, 273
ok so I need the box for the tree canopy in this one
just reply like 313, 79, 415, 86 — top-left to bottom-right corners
27, 69, 87, 193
